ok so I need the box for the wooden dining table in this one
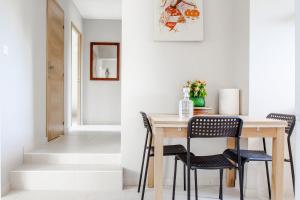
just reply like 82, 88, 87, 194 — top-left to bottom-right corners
147, 114, 287, 200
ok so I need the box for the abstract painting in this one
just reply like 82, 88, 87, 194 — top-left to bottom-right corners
154, 0, 204, 41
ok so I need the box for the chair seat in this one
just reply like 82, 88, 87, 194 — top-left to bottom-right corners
223, 149, 272, 163
149, 145, 187, 156
177, 154, 236, 170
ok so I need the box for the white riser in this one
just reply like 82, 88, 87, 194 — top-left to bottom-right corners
68, 125, 121, 134
24, 153, 121, 165
10, 164, 123, 191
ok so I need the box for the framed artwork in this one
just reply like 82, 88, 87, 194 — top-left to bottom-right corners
154, 0, 204, 41
90, 42, 120, 81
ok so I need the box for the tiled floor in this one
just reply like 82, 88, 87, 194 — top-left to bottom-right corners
2, 186, 267, 200
7, 135, 292, 200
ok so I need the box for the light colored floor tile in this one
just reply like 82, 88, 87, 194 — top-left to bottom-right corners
2, 186, 267, 200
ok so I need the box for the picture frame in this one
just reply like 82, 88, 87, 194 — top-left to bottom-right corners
90, 42, 120, 81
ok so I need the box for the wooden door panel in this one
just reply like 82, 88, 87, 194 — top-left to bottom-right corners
47, 0, 64, 141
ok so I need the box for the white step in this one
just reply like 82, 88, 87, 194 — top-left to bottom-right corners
24, 153, 121, 165
68, 125, 121, 134
10, 164, 123, 191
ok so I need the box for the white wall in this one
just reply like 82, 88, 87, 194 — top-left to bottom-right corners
295, 0, 300, 199
232, 0, 250, 115
0, 0, 46, 194
122, 0, 240, 185
247, 0, 295, 197
82, 19, 121, 125
249, 0, 295, 118
0, 0, 82, 195
0, 102, 2, 195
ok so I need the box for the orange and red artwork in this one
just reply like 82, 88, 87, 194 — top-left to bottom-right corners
154, 0, 204, 41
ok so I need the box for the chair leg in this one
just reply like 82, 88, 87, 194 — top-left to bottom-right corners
172, 157, 178, 200
290, 160, 295, 195
238, 164, 244, 200
288, 139, 295, 194
187, 165, 191, 200
138, 133, 149, 193
241, 163, 244, 186
219, 169, 223, 200
183, 164, 186, 191
263, 138, 271, 199
141, 148, 151, 200
264, 161, 271, 199
194, 169, 198, 200
239, 162, 247, 195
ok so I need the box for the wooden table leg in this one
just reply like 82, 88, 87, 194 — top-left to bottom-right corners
147, 157, 154, 188
226, 137, 236, 187
154, 127, 164, 200
271, 127, 285, 200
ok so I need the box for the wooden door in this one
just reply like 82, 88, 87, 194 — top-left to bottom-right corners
46, 0, 64, 141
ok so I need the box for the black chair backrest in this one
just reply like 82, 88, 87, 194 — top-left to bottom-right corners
140, 112, 153, 135
267, 113, 296, 136
188, 116, 243, 139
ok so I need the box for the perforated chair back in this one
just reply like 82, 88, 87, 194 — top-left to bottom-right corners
140, 112, 153, 135
185, 116, 244, 200
267, 113, 296, 136
188, 116, 243, 139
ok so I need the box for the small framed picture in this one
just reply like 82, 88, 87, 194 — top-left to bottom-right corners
90, 42, 120, 81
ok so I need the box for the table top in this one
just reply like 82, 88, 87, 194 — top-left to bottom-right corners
149, 114, 287, 128
194, 107, 212, 110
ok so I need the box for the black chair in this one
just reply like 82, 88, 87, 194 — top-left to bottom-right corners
138, 112, 189, 200
223, 113, 296, 199
172, 116, 244, 200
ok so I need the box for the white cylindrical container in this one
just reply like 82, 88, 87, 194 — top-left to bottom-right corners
219, 89, 240, 115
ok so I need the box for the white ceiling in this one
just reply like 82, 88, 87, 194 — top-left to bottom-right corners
72, 0, 121, 20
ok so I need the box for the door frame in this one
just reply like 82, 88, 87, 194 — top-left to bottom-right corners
46, 0, 65, 141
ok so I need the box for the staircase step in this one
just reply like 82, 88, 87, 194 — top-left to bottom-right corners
24, 153, 121, 165
10, 164, 123, 191
68, 125, 121, 134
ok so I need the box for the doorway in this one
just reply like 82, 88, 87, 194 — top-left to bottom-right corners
71, 23, 82, 126
46, 0, 65, 141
